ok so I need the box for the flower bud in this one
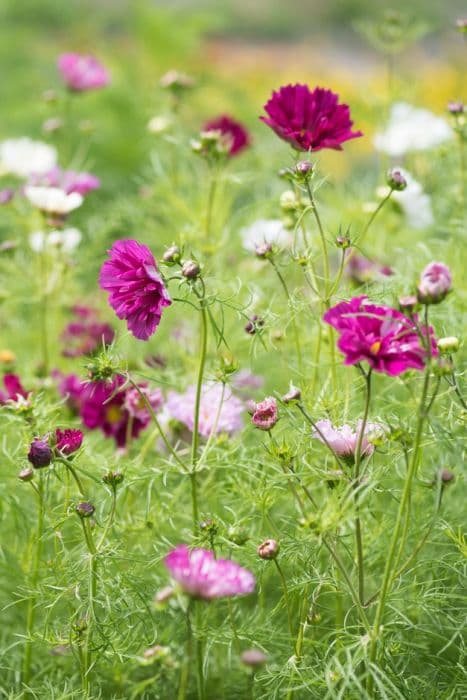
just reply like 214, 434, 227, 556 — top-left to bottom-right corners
19, 467, 34, 482
252, 397, 278, 431
435, 357, 454, 376
447, 101, 464, 115
456, 18, 467, 33
147, 115, 172, 134
417, 262, 452, 305
199, 518, 218, 535
240, 649, 268, 668
162, 245, 181, 264
143, 645, 170, 662
244, 315, 264, 335
280, 190, 298, 211
102, 470, 124, 488
387, 168, 407, 191
28, 438, 52, 469
257, 538, 280, 560
255, 242, 273, 259
282, 384, 301, 403
227, 525, 249, 545
398, 295, 418, 313
335, 235, 350, 249
181, 260, 200, 279
160, 69, 195, 91
440, 469, 455, 484
295, 160, 313, 177
437, 336, 460, 354
76, 501, 95, 518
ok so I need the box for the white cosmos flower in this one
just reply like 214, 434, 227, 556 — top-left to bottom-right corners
24, 186, 83, 214
374, 102, 453, 157
29, 228, 82, 253
240, 219, 292, 252
378, 169, 434, 229
0, 138, 57, 177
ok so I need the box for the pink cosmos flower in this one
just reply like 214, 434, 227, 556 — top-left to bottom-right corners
251, 397, 278, 430
54, 372, 86, 412
123, 384, 164, 422
99, 239, 172, 341
345, 253, 393, 285
0, 374, 29, 403
202, 115, 250, 156
164, 545, 255, 600
165, 384, 244, 438
29, 167, 100, 196
323, 296, 437, 376
260, 84, 363, 152
58, 53, 110, 92
417, 262, 452, 304
61, 307, 114, 357
55, 428, 83, 455
313, 419, 382, 462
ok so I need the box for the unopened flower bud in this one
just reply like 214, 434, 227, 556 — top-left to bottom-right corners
257, 538, 280, 560
282, 384, 301, 403
295, 160, 313, 177
280, 190, 298, 211
245, 399, 257, 415
199, 518, 218, 535
143, 645, 170, 662
19, 467, 34, 482
387, 168, 407, 191
244, 315, 264, 335
436, 357, 454, 376
240, 649, 268, 667
227, 525, 249, 545
398, 295, 418, 313
181, 260, 200, 279
456, 18, 467, 33
28, 438, 52, 469
255, 242, 273, 259
278, 167, 292, 180
76, 501, 95, 518
162, 245, 181, 264
335, 235, 350, 249
417, 262, 452, 304
102, 470, 124, 488
437, 336, 460, 354
440, 469, 455, 484
43, 118, 63, 133
447, 101, 464, 115
160, 70, 195, 91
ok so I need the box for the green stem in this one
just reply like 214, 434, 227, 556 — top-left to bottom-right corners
269, 259, 303, 373
347, 189, 393, 266
80, 519, 97, 698
22, 474, 45, 690
177, 604, 193, 700
274, 559, 294, 640
353, 369, 372, 605
205, 170, 217, 241
305, 181, 329, 297
194, 602, 205, 700
39, 247, 49, 374
97, 488, 117, 550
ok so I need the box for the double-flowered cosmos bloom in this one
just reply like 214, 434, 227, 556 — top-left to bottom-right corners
313, 420, 383, 462
99, 239, 172, 341
324, 296, 437, 376
202, 114, 250, 156
164, 545, 255, 600
58, 53, 110, 92
260, 84, 362, 151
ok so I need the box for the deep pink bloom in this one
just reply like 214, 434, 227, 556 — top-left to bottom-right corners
61, 307, 114, 357
79, 376, 149, 447
324, 296, 437, 376
260, 84, 363, 151
29, 167, 100, 196
313, 419, 382, 461
99, 239, 172, 341
417, 262, 452, 304
54, 372, 86, 411
0, 374, 29, 403
166, 384, 244, 438
164, 545, 255, 600
55, 428, 83, 455
203, 114, 250, 156
58, 53, 110, 92
251, 397, 278, 430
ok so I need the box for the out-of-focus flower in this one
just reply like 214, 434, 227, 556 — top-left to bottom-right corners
0, 374, 29, 403
240, 649, 268, 668
166, 383, 244, 438
54, 372, 85, 411
24, 186, 83, 214
147, 116, 172, 134
29, 167, 100, 196
313, 419, 382, 461
240, 219, 291, 252
99, 239, 171, 341
0, 350, 16, 364
123, 384, 164, 422
324, 296, 437, 376
417, 262, 452, 304
164, 544, 255, 600
374, 102, 452, 157
160, 70, 195, 90
29, 228, 82, 253
60, 307, 114, 357
0, 188, 15, 205
202, 115, 250, 156
257, 539, 280, 560
58, 53, 110, 92
55, 428, 83, 455
379, 169, 434, 229
231, 370, 264, 396
345, 253, 393, 285
0, 138, 57, 178
260, 84, 363, 151
251, 397, 278, 430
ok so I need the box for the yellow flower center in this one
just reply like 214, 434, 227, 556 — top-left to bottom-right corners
369, 340, 381, 355
106, 405, 123, 424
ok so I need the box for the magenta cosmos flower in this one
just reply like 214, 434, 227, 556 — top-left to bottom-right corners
58, 53, 110, 92
164, 545, 255, 600
55, 428, 83, 455
0, 374, 29, 403
260, 84, 363, 152
417, 262, 452, 304
61, 306, 114, 358
324, 296, 437, 376
251, 397, 278, 430
203, 115, 250, 156
99, 239, 172, 341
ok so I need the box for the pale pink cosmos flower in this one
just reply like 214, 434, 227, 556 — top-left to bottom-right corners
164, 545, 255, 600
58, 53, 110, 92
313, 419, 382, 462
165, 383, 244, 438
123, 385, 164, 422
417, 262, 452, 304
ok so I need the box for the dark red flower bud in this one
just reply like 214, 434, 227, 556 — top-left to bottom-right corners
28, 438, 52, 468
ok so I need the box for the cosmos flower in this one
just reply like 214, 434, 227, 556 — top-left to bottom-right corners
323, 296, 437, 376
251, 397, 278, 430
55, 428, 83, 455
240, 219, 292, 252
202, 114, 250, 156
0, 138, 57, 178
29, 228, 82, 253
374, 102, 453, 157
260, 84, 362, 151
24, 186, 83, 215
312, 419, 383, 462
164, 544, 255, 600
165, 383, 244, 438
99, 239, 172, 341
29, 166, 100, 196
58, 53, 110, 92
0, 374, 29, 403
60, 307, 114, 357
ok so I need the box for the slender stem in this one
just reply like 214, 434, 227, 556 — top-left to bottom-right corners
296, 404, 348, 471
80, 519, 97, 698
305, 181, 329, 296
196, 383, 225, 470
194, 602, 205, 700
366, 358, 432, 694
269, 259, 303, 372
328, 249, 346, 298
177, 604, 193, 700
39, 247, 49, 374
346, 189, 393, 270
22, 474, 45, 689
205, 169, 217, 240
449, 370, 467, 410
97, 488, 117, 550
59, 458, 86, 497
353, 369, 372, 605
274, 559, 294, 640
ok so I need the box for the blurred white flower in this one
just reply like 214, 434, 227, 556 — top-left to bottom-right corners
24, 186, 83, 214
378, 169, 434, 229
29, 228, 82, 253
147, 115, 172, 134
374, 102, 453, 157
240, 219, 291, 252
0, 138, 57, 177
